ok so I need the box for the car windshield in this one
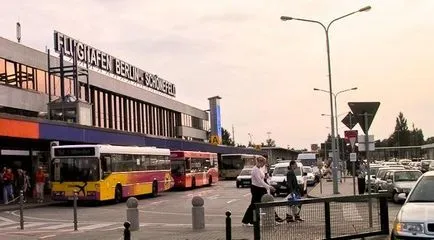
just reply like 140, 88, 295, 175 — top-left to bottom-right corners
407, 176, 434, 202
370, 167, 380, 175
273, 166, 301, 176
394, 171, 422, 182
239, 169, 252, 176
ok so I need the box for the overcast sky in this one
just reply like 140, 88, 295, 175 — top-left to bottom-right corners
2, 0, 434, 149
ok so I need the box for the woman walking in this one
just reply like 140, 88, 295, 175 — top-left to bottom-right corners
242, 157, 275, 226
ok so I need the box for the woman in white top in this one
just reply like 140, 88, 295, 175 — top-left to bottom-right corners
242, 156, 275, 225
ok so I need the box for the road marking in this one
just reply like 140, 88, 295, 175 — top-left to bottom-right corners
0, 216, 14, 222
226, 199, 239, 204
3, 222, 48, 229
149, 200, 168, 205
243, 193, 250, 197
79, 223, 115, 230
39, 235, 56, 239
208, 195, 219, 200
139, 210, 243, 218
38, 223, 73, 230
0, 221, 17, 227
8, 210, 115, 224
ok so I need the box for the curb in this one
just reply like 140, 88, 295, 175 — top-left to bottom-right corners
306, 180, 323, 198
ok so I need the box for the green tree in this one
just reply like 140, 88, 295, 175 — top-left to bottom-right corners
221, 127, 235, 146
265, 138, 276, 147
425, 137, 434, 144
409, 123, 424, 146
389, 112, 411, 147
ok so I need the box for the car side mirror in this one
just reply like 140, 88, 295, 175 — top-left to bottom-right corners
303, 172, 307, 176
372, 176, 376, 179
398, 193, 407, 201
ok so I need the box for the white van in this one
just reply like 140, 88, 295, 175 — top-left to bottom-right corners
297, 153, 318, 167
268, 162, 306, 196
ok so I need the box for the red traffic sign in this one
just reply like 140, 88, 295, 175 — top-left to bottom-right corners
344, 130, 358, 139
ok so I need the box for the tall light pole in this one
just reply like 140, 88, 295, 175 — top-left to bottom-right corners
248, 133, 253, 146
281, 6, 371, 194
316, 87, 358, 180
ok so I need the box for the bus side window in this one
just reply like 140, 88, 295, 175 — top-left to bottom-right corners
186, 158, 191, 173
101, 156, 112, 179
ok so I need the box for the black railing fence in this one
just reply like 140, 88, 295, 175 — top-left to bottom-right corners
253, 193, 389, 240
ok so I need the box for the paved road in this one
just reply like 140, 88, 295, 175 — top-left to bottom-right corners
0, 181, 399, 240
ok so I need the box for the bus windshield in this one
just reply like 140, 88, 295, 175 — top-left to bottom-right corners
171, 160, 185, 176
53, 158, 99, 182
221, 156, 244, 170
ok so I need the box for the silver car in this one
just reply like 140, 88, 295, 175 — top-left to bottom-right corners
379, 169, 422, 203
391, 171, 434, 239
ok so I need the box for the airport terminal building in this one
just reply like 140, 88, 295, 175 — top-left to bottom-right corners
0, 31, 261, 175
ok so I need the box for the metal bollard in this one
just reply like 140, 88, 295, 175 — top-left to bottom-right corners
126, 197, 139, 231
225, 211, 231, 240
19, 190, 24, 230
191, 196, 204, 230
73, 191, 78, 231
123, 221, 131, 240
260, 194, 274, 228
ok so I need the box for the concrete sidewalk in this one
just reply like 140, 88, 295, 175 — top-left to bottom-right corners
0, 194, 60, 212
307, 177, 359, 198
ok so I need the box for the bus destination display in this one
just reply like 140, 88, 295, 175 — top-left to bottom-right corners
54, 147, 96, 157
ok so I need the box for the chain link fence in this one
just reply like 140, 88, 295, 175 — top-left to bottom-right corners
253, 193, 389, 240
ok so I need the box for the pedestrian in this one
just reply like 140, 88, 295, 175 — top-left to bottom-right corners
3, 168, 14, 204
282, 160, 304, 222
16, 169, 25, 199
357, 161, 366, 194
241, 156, 276, 226
35, 167, 46, 203
23, 170, 30, 202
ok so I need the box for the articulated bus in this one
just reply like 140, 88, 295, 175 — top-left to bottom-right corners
219, 154, 261, 179
170, 151, 218, 188
50, 145, 173, 202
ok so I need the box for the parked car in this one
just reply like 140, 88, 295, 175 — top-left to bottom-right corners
379, 169, 422, 203
390, 171, 434, 239
365, 164, 381, 191
269, 162, 306, 196
420, 160, 434, 173
374, 166, 405, 192
429, 161, 434, 172
236, 168, 253, 188
302, 166, 318, 186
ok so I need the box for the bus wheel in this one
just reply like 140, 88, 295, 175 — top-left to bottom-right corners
192, 178, 196, 189
115, 185, 122, 203
208, 176, 213, 186
152, 181, 158, 197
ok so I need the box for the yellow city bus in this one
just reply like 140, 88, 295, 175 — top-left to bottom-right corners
50, 144, 173, 202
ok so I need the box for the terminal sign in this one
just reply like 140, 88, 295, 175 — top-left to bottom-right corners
54, 31, 176, 97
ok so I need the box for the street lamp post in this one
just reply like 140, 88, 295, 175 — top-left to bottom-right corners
316, 87, 358, 182
281, 6, 371, 194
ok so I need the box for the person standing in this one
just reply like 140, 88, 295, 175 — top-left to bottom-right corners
357, 161, 366, 194
242, 157, 276, 226
3, 168, 14, 204
286, 160, 304, 222
35, 167, 45, 203
16, 169, 25, 199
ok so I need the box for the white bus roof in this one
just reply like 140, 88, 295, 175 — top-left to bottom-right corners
297, 153, 317, 159
221, 154, 261, 157
52, 144, 170, 156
